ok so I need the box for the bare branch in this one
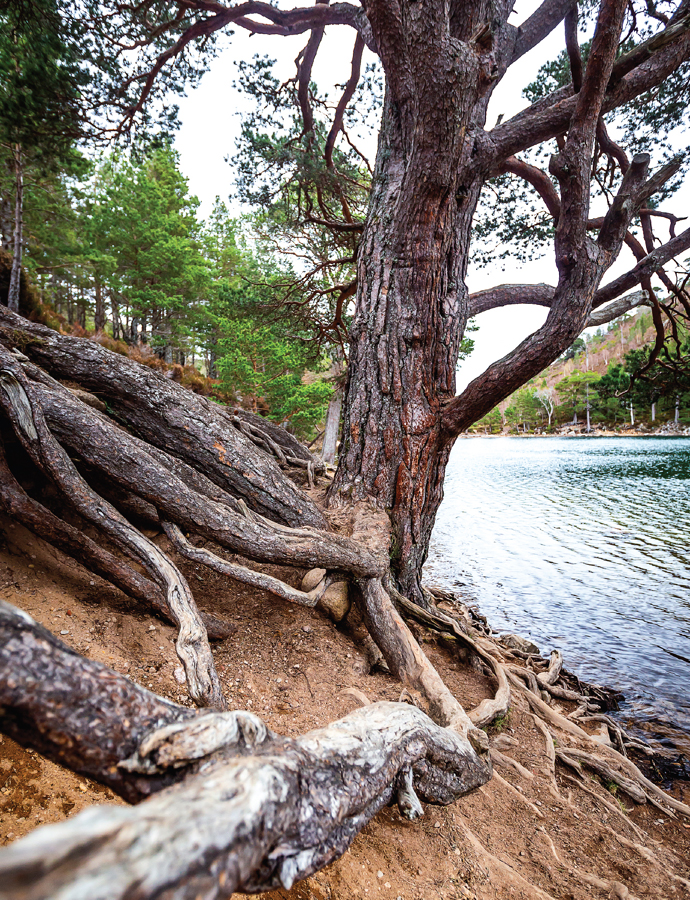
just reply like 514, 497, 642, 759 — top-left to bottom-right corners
593, 224, 690, 307
499, 157, 560, 218
325, 34, 365, 168
510, 0, 577, 63
564, 6, 583, 91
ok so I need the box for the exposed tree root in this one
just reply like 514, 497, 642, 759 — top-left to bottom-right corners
1, 319, 689, 899
0, 600, 490, 900
162, 521, 331, 608
0, 347, 224, 708
392, 591, 511, 728
0, 442, 232, 641
455, 818, 559, 900
0, 308, 325, 528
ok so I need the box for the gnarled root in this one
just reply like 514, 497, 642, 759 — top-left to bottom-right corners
0, 307, 325, 527
0, 347, 224, 709
0, 600, 490, 900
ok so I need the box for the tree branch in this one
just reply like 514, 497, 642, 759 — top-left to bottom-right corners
491, 9, 690, 161
509, 0, 578, 63
325, 34, 365, 168
593, 223, 690, 307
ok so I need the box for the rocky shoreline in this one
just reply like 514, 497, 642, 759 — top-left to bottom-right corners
464, 423, 690, 438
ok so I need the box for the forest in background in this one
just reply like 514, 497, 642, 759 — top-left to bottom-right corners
474, 306, 690, 433
0, 143, 340, 440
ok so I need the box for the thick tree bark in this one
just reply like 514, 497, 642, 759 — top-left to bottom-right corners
328, 55, 490, 601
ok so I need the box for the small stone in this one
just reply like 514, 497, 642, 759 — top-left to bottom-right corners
384, 883, 391, 889
60, 630, 69, 635
148, 625, 156, 632
377, 871, 384, 879
434, 821, 441, 828
302, 625, 312, 633
318, 581, 350, 622
301, 567, 327, 592
78, 784, 87, 792
500, 633, 540, 655
174, 666, 186, 684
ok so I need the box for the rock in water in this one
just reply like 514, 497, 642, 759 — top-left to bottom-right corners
500, 633, 540, 655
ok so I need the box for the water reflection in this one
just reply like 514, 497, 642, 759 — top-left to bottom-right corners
425, 437, 690, 738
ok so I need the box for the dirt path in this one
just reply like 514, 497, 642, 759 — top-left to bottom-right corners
1, 514, 689, 900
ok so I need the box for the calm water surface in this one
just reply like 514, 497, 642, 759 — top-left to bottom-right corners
425, 437, 690, 739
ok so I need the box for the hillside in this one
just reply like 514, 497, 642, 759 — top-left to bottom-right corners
473, 308, 690, 434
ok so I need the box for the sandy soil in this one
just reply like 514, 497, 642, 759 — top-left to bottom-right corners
1, 512, 690, 900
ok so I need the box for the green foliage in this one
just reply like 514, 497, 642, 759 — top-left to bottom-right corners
555, 371, 601, 417
0, 0, 88, 167
85, 147, 209, 352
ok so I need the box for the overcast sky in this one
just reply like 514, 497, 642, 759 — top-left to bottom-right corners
173, 1, 689, 391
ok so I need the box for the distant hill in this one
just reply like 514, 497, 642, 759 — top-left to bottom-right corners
471, 308, 690, 434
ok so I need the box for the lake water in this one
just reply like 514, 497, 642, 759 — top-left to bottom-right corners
425, 437, 690, 744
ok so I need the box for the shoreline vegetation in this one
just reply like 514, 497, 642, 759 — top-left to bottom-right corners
460, 426, 690, 437
469, 308, 690, 439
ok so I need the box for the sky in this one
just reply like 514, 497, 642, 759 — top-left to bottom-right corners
172, 1, 689, 392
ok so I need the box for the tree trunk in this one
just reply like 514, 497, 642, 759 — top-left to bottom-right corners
329, 82, 483, 602
94, 276, 106, 332
7, 145, 23, 314
322, 384, 342, 466
651, 401, 656, 421
110, 290, 120, 340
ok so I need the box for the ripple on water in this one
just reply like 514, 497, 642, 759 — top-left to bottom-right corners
425, 436, 690, 736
